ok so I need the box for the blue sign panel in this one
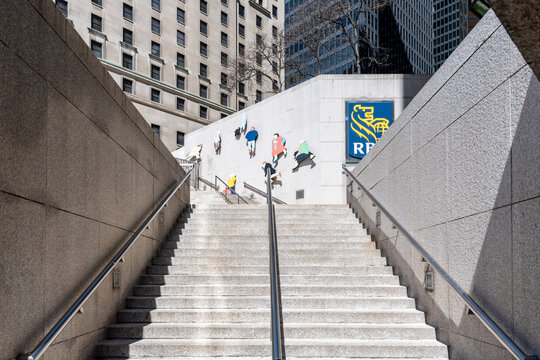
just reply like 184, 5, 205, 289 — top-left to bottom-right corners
346, 101, 393, 162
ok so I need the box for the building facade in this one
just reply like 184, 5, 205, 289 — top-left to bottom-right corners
285, 0, 469, 87
54, 0, 284, 150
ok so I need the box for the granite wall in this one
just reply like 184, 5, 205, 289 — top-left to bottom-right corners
0, 1, 189, 359
347, 10, 539, 359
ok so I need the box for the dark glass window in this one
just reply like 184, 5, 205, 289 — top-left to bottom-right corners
199, 84, 208, 98
151, 17, 160, 34
123, 28, 133, 44
238, 101, 245, 110
200, 106, 208, 119
221, 113, 227, 118
221, 32, 228, 46
90, 40, 102, 58
151, 41, 160, 56
256, 15, 262, 28
272, 79, 278, 92
91, 0, 102, 6
200, 0, 208, 14
151, 88, 160, 102
55, 0, 68, 17
256, 52, 262, 66
239, 24, 245, 37
123, 3, 133, 20
91, 14, 102, 32
151, 124, 160, 137
177, 53, 185, 67
272, 61, 278, 74
221, 11, 228, 25
239, 43, 245, 56
200, 63, 208, 77
221, 52, 228, 67
256, 34, 262, 45
256, 90, 262, 102
176, 75, 185, 90
238, 82, 245, 94
200, 42, 208, 56
122, 78, 133, 93
177, 131, 185, 145
272, 26, 277, 38
177, 8, 185, 23
221, 0, 227, 5
177, 30, 185, 46
200, 20, 208, 35
220, 72, 228, 85
122, 53, 133, 69
256, 70, 262, 84
177, 98, 185, 111
151, 65, 160, 80
238, 4, 245, 17
151, 0, 160, 11
220, 93, 228, 106
272, 5, 277, 17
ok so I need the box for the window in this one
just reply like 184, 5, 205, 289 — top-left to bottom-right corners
221, 113, 227, 119
220, 93, 228, 106
272, 61, 278, 74
176, 75, 185, 90
123, 28, 133, 44
151, 88, 160, 102
122, 53, 133, 69
200, 63, 208, 77
272, 26, 277, 38
177, 53, 185, 68
91, 14, 102, 32
90, 40, 102, 58
239, 24, 245, 37
272, 5, 277, 18
151, 0, 160, 11
238, 4, 245, 17
151, 124, 160, 137
256, 90, 262, 103
200, 0, 208, 14
221, 32, 228, 46
272, 44, 277, 55
91, 0, 102, 6
151, 17, 160, 34
238, 82, 245, 95
177, 131, 185, 145
123, 3, 133, 21
200, 20, 208, 36
221, 52, 228, 67
221, 0, 227, 5
151, 41, 160, 56
200, 42, 208, 57
199, 84, 208, 98
151, 65, 160, 80
256, 15, 262, 28
176, 98, 185, 112
256, 34, 262, 45
221, 11, 228, 26
122, 78, 133, 93
177, 30, 185, 46
256, 52, 262, 66
55, 0, 68, 17
256, 70, 262, 84
200, 106, 208, 119
177, 8, 185, 24
239, 43, 245, 56
220, 72, 228, 85
238, 62, 245, 76
272, 79, 278, 92
238, 101, 245, 110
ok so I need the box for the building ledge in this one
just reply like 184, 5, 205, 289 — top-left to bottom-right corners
174, 64, 190, 74
88, 27, 107, 40
198, 75, 212, 84
119, 41, 138, 53
149, 53, 165, 64
249, 0, 271, 18
219, 83, 231, 92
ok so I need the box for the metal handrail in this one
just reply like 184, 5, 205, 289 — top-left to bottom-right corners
266, 168, 283, 360
342, 164, 537, 360
243, 181, 287, 204
19, 167, 193, 360
215, 175, 249, 204
198, 176, 218, 191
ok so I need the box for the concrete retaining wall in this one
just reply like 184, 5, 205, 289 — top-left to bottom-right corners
182, 74, 429, 204
347, 10, 539, 359
0, 1, 189, 359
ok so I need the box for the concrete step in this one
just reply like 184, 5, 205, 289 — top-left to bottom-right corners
179, 217, 361, 225
180, 223, 364, 232
191, 204, 350, 210
157, 248, 382, 259
151, 255, 387, 266
146, 264, 393, 276
139, 274, 399, 286
125, 296, 416, 310
172, 235, 372, 242
162, 240, 376, 250
177, 228, 367, 236
117, 308, 427, 324
133, 284, 406, 297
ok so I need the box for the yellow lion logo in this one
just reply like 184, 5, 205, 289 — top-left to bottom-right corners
350, 105, 390, 143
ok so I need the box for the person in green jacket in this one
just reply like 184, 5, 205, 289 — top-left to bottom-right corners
293, 139, 315, 170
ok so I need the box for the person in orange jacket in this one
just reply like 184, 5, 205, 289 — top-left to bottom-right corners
271, 133, 287, 163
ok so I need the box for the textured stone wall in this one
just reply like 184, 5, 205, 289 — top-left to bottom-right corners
347, 10, 539, 359
0, 1, 189, 359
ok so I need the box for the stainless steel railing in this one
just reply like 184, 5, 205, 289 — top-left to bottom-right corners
342, 164, 537, 360
243, 181, 287, 204
266, 168, 283, 360
19, 167, 193, 360
214, 175, 249, 204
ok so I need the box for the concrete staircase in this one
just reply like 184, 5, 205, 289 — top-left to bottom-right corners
95, 190, 448, 359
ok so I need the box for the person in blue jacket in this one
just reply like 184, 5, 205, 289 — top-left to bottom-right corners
245, 126, 259, 156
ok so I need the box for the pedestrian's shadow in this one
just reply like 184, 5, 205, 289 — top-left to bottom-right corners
292, 158, 316, 173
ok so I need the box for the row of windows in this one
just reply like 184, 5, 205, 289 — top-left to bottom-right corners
150, 123, 185, 147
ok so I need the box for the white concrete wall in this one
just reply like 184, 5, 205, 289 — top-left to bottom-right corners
182, 74, 430, 204
347, 10, 540, 359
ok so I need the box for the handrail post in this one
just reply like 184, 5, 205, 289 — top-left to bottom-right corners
341, 163, 537, 360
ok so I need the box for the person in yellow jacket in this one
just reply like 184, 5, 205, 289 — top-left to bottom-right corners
224, 173, 236, 194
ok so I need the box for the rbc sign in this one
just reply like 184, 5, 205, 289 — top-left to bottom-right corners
346, 101, 393, 162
